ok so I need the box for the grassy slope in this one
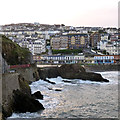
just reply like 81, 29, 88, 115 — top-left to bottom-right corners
1, 35, 31, 65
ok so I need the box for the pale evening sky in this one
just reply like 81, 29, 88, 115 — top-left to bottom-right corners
0, 0, 119, 27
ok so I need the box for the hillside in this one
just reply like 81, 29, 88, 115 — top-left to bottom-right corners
1, 35, 32, 65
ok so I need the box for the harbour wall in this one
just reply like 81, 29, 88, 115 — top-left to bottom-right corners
84, 64, 120, 72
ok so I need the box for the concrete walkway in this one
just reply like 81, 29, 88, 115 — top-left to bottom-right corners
37, 65, 61, 68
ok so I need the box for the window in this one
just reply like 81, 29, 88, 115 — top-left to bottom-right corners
80, 36, 85, 45
71, 36, 75, 45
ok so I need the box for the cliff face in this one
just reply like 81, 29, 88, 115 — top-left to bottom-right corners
1, 35, 32, 65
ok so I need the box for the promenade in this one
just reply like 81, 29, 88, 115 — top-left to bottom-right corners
37, 64, 61, 68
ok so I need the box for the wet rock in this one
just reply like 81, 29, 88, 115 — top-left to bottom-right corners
48, 87, 53, 90
62, 80, 72, 83
13, 90, 44, 113
78, 72, 109, 82
38, 64, 109, 82
58, 64, 109, 82
43, 79, 56, 84
32, 91, 43, 100
47, 87, 62, 91
54, 89, 62, 91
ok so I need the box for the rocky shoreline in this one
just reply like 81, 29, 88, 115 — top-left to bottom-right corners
2, 64, 110, 120
2, 64, 44, 120
38, 64, 109, 82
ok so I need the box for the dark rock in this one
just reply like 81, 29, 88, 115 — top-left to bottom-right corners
13, 90, 44, 113
62, 80, 72, 83
18, 75, 31, 96
32, 91, 43, 100
78, 72, 109, 82
58, 64, 109, 82
38, 64, 109, 82
43, 79, 56, 84
54, 89, 62, 91
48, 87, 53, 90
47, 87, 62, 91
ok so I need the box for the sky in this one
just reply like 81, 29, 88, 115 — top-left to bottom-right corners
0, 0, 119, 27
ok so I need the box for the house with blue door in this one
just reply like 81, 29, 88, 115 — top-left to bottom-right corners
94, 55, 114, 64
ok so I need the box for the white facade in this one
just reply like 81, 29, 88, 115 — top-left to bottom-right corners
18, 39, 46, 55
105, 29, 118, 34
106, 44, 120, 55
29, 39, 46, 55
97, 40, 108, 50
101, 34, 109, 41
19, 40, 29, 48
38, 55, 85, 64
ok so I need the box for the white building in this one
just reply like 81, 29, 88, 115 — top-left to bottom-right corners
29, 39, 46, 55
106, 44, 120, 55
33, 55, 85, 64
104, 28, 118, 34
20, 39, 29, 48
97, 40, 108, 50
19, 39, 46, 55
101, 34, 109, 41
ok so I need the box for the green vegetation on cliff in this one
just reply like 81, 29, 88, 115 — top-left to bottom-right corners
1, 35, 32, 65
52, 49, 83, 54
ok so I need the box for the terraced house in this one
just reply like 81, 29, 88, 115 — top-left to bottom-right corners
94, 55, 120, 64
33, 55, 85, 64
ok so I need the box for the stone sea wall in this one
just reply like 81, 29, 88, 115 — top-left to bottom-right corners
2, 73, 26, 118
2, 64, 41, 119
84, 64, 120, 72
13, 64, 40, 84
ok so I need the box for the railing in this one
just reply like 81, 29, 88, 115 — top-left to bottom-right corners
10, 64, 31, 69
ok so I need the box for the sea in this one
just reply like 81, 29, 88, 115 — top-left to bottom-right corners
8, 71, 119, 119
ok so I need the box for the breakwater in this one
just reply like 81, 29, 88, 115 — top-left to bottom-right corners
84, 64, 120, 72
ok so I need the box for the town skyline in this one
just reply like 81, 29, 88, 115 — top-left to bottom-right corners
0, 0, 119, 27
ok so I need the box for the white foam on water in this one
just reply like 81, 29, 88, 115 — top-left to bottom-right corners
30, 79, 50, 94
46, 76, 63, 84
9, 71, 118, 119
96, 71, 118, 85
8, 112, 41, 118
30, 71, 118, 94
38, 96, 59, 109
46, 71, 118, 85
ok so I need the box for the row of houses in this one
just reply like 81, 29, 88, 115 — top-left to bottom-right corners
51, 33, 89, 50
1, 23, 118, 34
33, 55, 120, 64
0, 23, 119, 56
33, 55, 85, 64
51, 32, 119, 52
